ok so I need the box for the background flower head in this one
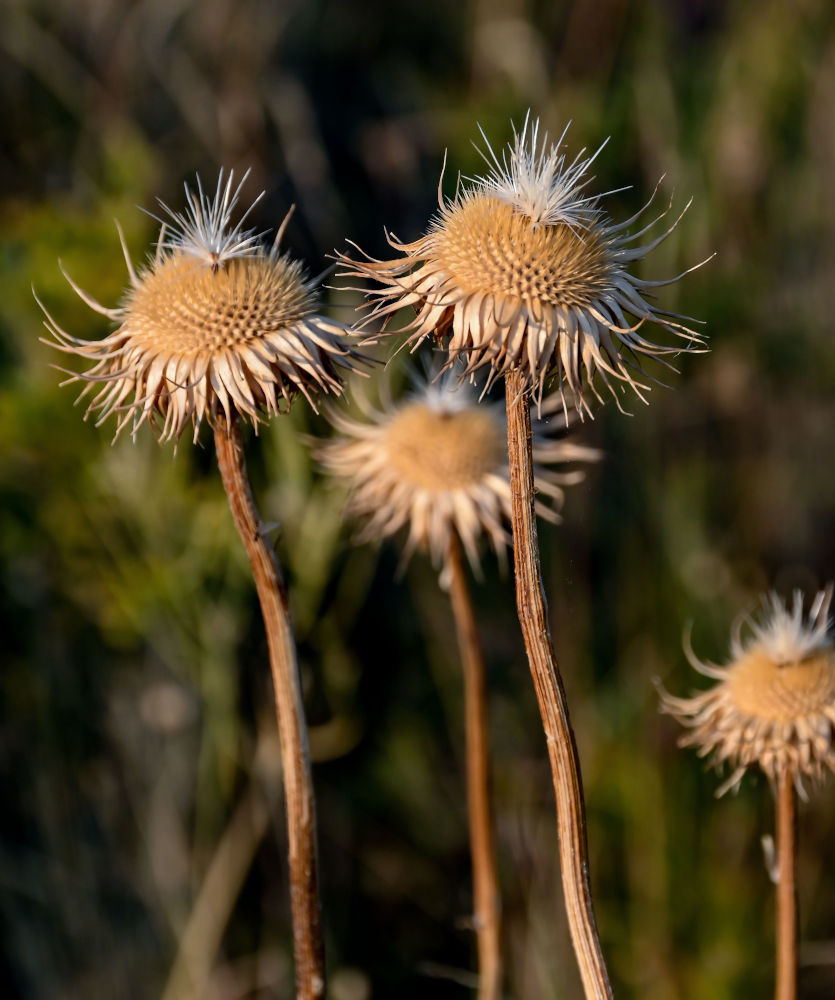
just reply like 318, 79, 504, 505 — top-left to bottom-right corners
662, 587, 835, 795
318, 368, 599, 571
40, 169, 363, 443
343, 113, 706, 414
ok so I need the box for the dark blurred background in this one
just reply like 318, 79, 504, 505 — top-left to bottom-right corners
2, 1, 835, 997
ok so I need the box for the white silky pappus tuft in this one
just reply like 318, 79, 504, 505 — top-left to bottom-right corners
152, 168, 267, 270
469, 110, 623, 232
731, 588, 834, 666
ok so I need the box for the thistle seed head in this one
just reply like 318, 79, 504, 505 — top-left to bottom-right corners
318, 371, 599, 571
661, 587, 835, 796
40, 170, 364, 443
343, 114, 707, 414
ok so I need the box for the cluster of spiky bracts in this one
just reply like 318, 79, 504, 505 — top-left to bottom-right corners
41, 115, 703, 562
41, 131, 835, 775
318, 373, 599, 571
42, 114, 703, 439
40, 170, 361, 442
662, 588, 835, 794
342, 112, 704, 414
38, 111, 835, 1000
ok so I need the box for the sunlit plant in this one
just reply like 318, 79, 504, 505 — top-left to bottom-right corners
662, 586, 835, 1000
319, 368, 597, 1000
38, 169, 364, 1000
343, 112, 706, 999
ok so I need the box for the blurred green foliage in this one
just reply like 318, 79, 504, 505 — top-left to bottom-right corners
2, 1, 835, 997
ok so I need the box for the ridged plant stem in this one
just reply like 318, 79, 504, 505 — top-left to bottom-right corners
447, 532, 503, 1000
504, 368, 612, 1000
214, 416, 324, 1000
775, 773, 798, 1000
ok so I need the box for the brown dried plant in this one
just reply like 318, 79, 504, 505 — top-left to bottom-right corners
39, 170, 364, 1000
320, 369, 597, 1000
343, 113, 705, 999
662, 587, 835, 1000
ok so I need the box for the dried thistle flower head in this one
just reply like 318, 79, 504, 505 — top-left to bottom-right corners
343, 112, 706, 414
318, 370, 599, 570
39, 169, 362, 442
662, 587, 835, 795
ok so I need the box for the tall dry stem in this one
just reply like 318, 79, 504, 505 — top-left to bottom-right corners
775, 773, 798, 1000
447, 532, 502, 1000
504, 368, 612, 999
214, 415, 324, 1000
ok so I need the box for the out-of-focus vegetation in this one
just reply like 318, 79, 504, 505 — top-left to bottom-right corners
2, 1, 835, 997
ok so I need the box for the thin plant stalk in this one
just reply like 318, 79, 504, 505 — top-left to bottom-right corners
214, 415, 325, 1000
160, 759, 271, 1000
447, 532, 503, 1000
775, 772, 798, 1000
504, 368, 612, 1000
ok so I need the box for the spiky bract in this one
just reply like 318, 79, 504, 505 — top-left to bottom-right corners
343, 114, 705, 414
662, 588, 835, 795
318, 373, 598, 570
40, 170, 362, 442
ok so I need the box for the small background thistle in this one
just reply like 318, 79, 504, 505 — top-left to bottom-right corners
662, 589, 835, 1000
4, 3, 835, 999
319, 367, 597, 571
662, 588, 835, 795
